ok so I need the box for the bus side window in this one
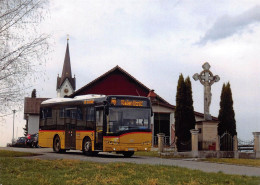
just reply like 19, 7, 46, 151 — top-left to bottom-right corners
86, 107, 94, 121
96, 110, 103, 127
71, 109, 77, 119
39, 108, 45, 127
45, 108, 52, 118
59, 108, 65, 118
40, 108, 44, 119
66, 109, 71, 118
40, 108, 52, 119
77, 108, 83, 120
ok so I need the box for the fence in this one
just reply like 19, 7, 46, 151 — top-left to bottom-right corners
153, 136, 170, 146
220, 131, 233, 151
238, 138, 254, 152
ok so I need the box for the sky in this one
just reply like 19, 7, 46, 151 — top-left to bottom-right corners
1, 0, 260, 146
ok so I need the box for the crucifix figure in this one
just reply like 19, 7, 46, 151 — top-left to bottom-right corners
193, 62, 220, 120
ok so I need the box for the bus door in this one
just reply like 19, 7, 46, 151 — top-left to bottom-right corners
65, 108, 76, 149
95, 107, 104, 150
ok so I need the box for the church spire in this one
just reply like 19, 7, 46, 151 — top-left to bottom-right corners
56, 37, 76, 97
61, 38, 72, 80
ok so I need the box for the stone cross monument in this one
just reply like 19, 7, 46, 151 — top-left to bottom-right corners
193, 62, 220, 120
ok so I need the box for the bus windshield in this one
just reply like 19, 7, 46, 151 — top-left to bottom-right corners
107, 107, 151, 134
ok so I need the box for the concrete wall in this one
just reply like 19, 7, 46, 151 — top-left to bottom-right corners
28, 115, 39, 134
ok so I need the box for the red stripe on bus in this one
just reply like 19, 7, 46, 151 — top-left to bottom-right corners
104, 132, 152, 138
76, 130, 94, 133
39, 130, 64, 132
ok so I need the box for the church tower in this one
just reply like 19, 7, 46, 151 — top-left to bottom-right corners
56, 38, 76, 97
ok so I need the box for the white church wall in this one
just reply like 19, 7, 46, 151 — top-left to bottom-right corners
59, 78, 74, 97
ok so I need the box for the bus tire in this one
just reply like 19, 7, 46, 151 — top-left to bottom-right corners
53, 135, 61, 153
123, 151, 134, 158
82, 137, 92, 155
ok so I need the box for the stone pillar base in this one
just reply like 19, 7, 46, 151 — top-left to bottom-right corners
191, 151, 199, 158
157, 133, 165, 153
195, 120, 218, 150
190, 129, 199, 157
234, 151, 239, 159
253, 132, 260, 157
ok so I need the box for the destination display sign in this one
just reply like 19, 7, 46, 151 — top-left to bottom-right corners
110, 98, 148, 107
83, 99, 94, 104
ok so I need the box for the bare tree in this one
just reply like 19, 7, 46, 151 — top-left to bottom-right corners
0, 0, 49, 115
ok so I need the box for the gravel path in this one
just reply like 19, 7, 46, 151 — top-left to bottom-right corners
1, 147, 259, 177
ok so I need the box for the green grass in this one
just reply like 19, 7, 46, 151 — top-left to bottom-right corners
0, 150, 39, 157
0, 151, 259, 185
202, 158, 260, 167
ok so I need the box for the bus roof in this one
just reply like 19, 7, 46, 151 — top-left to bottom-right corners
41, 94, 106, 105
41, 94, 151, 107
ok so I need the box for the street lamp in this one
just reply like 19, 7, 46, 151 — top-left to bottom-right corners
12, 110, 16, 144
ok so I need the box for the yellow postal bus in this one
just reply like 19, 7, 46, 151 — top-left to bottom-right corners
38, 95, 152, 157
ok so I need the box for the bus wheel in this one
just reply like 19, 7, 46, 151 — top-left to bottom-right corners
53, 135, 61, 153
82, 138, 92, 155
123, 151, 134, 158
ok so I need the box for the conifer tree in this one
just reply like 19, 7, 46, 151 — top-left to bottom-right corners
31, 89, 36, 98
175, 75, 195, 150
183, 77, 196, 140
218, 82, 237, 136
175, 74, 185, 146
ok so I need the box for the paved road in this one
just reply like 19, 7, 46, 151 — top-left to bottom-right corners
1, 147, 259, 177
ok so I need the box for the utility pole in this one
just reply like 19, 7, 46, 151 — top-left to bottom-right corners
12, 110, 16, 143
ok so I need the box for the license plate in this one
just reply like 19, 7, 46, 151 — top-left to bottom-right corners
128, 148, 135, 151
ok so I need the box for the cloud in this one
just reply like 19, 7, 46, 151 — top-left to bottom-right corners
197, 5, 260, 45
